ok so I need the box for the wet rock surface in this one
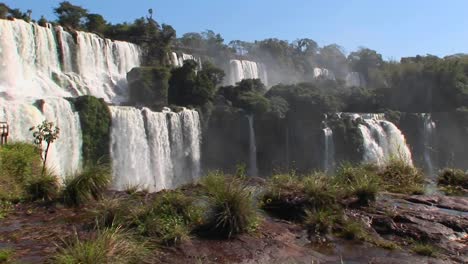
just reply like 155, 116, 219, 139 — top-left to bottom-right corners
0, 194, 467, 263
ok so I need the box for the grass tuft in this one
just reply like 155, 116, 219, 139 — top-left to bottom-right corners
379, 158, 424, 194
52, 227, 146, 264
412, 243, 437, 257
201, 172, 258, 238
62, 163, 111, 207
438, 168, 468, 189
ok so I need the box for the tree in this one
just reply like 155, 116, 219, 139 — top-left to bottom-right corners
0, 3, 9, 19
85, 13, 107, 34
348, 47, 384, 85
38, 16, 48, 27
54, 1, 88, 29
30, 120, 60, 175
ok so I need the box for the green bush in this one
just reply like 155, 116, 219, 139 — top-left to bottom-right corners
63, 163, 111, 207
72, 96, 112, 165
24, 170, 59, 202
379, 158, 424, 194
201, 172, 258, 238
304, 209, 341, 235
140, 191, 202, 245
412, 243, 437, 257
0, 248, 13, 263
334, 163, 380, 206
52, 227, 146, 264
438, 168, 468, 189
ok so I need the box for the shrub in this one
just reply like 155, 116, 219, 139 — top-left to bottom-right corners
412, 243, 437, 257
304, 209, 341, 236
0, 200, 12, 219
0, 248, 13, 263
201, 172, 258, 238
338, 220, 367, 240
334, 163, 380, 206
378, 158, 425, 194
88, 198, 140, 228
52, 228, 146, 264
24, 170, 59, 202
438, 168, 468, 189
302, 173, 337, 210
141, 191, 202, 245
63, 163, 111, 207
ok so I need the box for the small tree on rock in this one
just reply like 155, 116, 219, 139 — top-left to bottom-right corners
30, 120, 60, 175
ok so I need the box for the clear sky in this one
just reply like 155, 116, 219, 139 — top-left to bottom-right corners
4, 0, 468, 60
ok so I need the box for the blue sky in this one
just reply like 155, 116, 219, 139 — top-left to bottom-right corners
4, 0, 468, 60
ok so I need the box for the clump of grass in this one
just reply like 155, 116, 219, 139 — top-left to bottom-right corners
141, 191, 202, 245
24, 170, 59, 202
412, 243, 437, 257
0, 200, 13, 219
201, 171, 258, 238
378, 158, 424, 194
89, 198, 136, 228
337, 220, 367, 240
304, 208, 341, 236
52, 227, 146, 264
0, 248, 14, 263
62, 163, 111, 207
335, 163, 380, 206
438, 168, 468, 189
302, 173, 337, 210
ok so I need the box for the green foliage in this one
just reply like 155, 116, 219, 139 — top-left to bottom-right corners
379, 158, 424, 194
0, 200, 12, 219
85, 13, 107, 34
412, 243, 437, 257
169, 60, 225, 108
302, 173, 337, 210
141, 191, 202, 245
438, 168, 468, 189
0, 142, 42, 201
62, 163, 111, 207
54, 1, 88, 29
218, 79, 270, 115
335, 163, 380, 206
200, 172, 258, 238
30, 120, 60, 175
52, 227, 146, 264
304, 208, 341, 235
338, 220, 367, 240
0, 248, 13, 263
127, 67, 170, 108
72, 96, 111, 165
24, 170, 59, 202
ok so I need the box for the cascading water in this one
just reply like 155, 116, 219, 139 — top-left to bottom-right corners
247, 115, 258, 176
0, 98, 82, 177
110, 106, 202, 192
170, 52, 202, 69
323, 126, 335, 172
0, 18, 142, 180
421, 114, 436, 176
313, 68, 336, 81
227, 60, 268, 86
0, 19, 141, 103
354, 114, 413, 166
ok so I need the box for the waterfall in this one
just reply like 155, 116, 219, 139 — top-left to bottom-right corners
170, 52, 202, 69
227, 59, 268, 86
247, 115, 258, 176
0, 19, 141, 103
354, 114, 413, 166
0, 98, 82, 178
313, 68, 336, 81
345, 72, 366, 87
110, 106, 202, 192
421, 114, 436, 176
323, 127, 335, 172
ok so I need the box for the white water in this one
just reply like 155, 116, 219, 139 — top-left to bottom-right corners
313, 68, 336, 81
323, 126, 335, 172
354, 114, 413, 166
0, 19, 141, 103
421, 114, 436, 176
345, 72, 366, 87
0, 98, 82, 178
227, 60, 269, 86
170, 52, 202, 69
110, 107, 202, 192
247, 115, 258, 176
